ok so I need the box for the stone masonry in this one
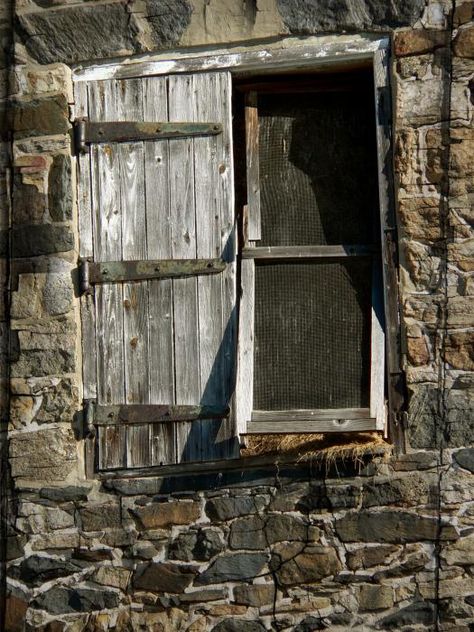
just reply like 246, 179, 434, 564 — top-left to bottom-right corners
2, 0, 474, 630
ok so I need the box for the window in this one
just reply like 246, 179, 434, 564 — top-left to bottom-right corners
74, 37, 400, 474
235, 71, 385, 435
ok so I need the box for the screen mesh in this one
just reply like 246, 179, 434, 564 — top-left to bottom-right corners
257, 92, 378, 247
253, 260, 372, 410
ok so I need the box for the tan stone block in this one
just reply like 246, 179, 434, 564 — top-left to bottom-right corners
207, 605, 247, 616
444, 330, 474, 369
407, 335, 431, 366
394, 29, 447, 56
418, 575, 474, 599
93, 566, 132, 591
358, 584, 394, 610
447, 296, 474, 325
454, 24, 474, 58
398, 197, 442, 240
132, 501, 201, 529
397, 77, 444, 126
401, 240, 441, 292
442, 533, 474, 565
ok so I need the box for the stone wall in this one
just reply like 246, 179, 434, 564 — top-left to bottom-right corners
3, 0, 474, 630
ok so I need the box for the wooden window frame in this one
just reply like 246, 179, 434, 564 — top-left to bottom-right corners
73, 34, 402, 474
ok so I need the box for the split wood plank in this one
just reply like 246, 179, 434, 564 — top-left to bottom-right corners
89, 79, 127, 469
242, 245, 376, 259
143, 75, 176, 466
370, 259, 385, 431
245, 92, 261, 241
251, 408, 371, 421
235, 258, 255, 437
168, 74, 201, 463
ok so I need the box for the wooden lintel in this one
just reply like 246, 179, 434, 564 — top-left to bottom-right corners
92, 404, 230, 426
242, 245, 376, 260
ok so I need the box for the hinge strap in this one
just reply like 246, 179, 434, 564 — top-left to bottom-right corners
90, 403, 230, 426
79, 258, 226, 292
74, 119, 222, 153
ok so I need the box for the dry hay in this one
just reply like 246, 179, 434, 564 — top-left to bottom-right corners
241, 432, 391, 469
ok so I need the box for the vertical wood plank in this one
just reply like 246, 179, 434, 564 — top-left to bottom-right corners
116, 79, 150, 467
235, 258, 255, 437
89, 79, 126, 469
75, 81, 96, 476
373, 48, 404, 446
371, 259, 385, 430
168, 74, 201, 463
143, 76, 176, 465
245, 91, 261, 241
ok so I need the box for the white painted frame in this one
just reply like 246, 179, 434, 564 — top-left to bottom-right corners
73, 34, 391, 447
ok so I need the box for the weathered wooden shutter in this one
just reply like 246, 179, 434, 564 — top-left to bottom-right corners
75, 72, 237, 471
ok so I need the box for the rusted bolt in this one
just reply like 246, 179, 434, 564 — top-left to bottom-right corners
154, 266, 160, 272
207, 262, 214, 268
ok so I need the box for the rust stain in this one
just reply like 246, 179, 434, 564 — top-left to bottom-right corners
130, 336, 138, 348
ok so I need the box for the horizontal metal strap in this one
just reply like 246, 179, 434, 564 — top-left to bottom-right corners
75, 119, 222, 152
90, 403, 230, 426
80, 258, 226, 291
242, 245, 377, 260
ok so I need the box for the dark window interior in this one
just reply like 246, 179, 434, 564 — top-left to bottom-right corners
235, 69, 381, 412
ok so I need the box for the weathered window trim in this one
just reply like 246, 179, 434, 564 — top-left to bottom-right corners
73, 34, 401, 477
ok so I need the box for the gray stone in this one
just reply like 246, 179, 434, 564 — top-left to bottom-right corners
230, 514, 308, 550
270, 543, 341, 586
212, 621, 266, 632
377, 601, 436, 628
48, 154, 72, 221
361, 474, 431, 508
80, 502, 121, 532
347, 545, 400, 571
392, 451, 439, 471
169, 528, 224, 562
33, 584, 121, 614
10, 94, 69, 137
196, 553, 267, 585
40, 486, 90, 503
18, 4, 141, 64
42, 273, 74, 316
335, 511, 458, 543
133, 562, 197, 593
205, 496, 268, 522
358, 584, 394, 611
16, 502, 74, 534
179, 588, 227, 603
6, 535, 27, 561
11, 347, 75, 378
9, 427, 77, 482
131, 500, 201, 529
11, 378, 79, 428
277, 0, 424, 33
12, 173, 46, 225
454, 448, 474, 472
145, 0, 192, 48
12, 224, 74, 257
9, 555, 82, 586
294, 617, 325, 631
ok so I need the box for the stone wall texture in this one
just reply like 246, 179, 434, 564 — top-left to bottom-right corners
3, 0, 474, 630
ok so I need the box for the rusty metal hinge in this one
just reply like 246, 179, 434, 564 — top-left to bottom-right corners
83, 399, 96, 438
74, 118, 222, 154
87, 403, 229, 427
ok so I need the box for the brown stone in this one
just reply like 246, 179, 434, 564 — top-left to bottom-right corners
233, 583, 275, 606
358, 585, 394, 610
132, 501, 201, 529
208, 605, 248, 616
80, 502, 122, 531
407, 335, 431, 367
394, 29, 446, 56
454, 24, 474, 58
133, 562, 197, 593
270, 543, 341, 586
5, 594, 28, 632
347, 545, 400, 571
444, 331, 474, 370
10, 94, 70, 137
454, 1, 474, 26
398, 197, 441, 241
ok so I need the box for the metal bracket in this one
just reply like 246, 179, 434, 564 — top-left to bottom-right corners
78, 258, 226, 294
83, 399, 96, 438
74, 118, 222, 154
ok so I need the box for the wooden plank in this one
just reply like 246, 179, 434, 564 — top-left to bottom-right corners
89, 79, 126, 469
246, 418, 377, 434
75, 82, 97, 402
242, 245, 376, 259
235, 258, 255, 437
168, 73, 201, 463
116, 78, 150, 468
373, 47, 404, 449
74, 35, 387, 82
370, 260, 386, 431
252, 408, 371, 422
143, 75, 176, 466
245, 92, 261, 241
88, 258, 226, 284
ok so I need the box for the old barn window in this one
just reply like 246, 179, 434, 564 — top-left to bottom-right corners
74, 37, 400, 474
